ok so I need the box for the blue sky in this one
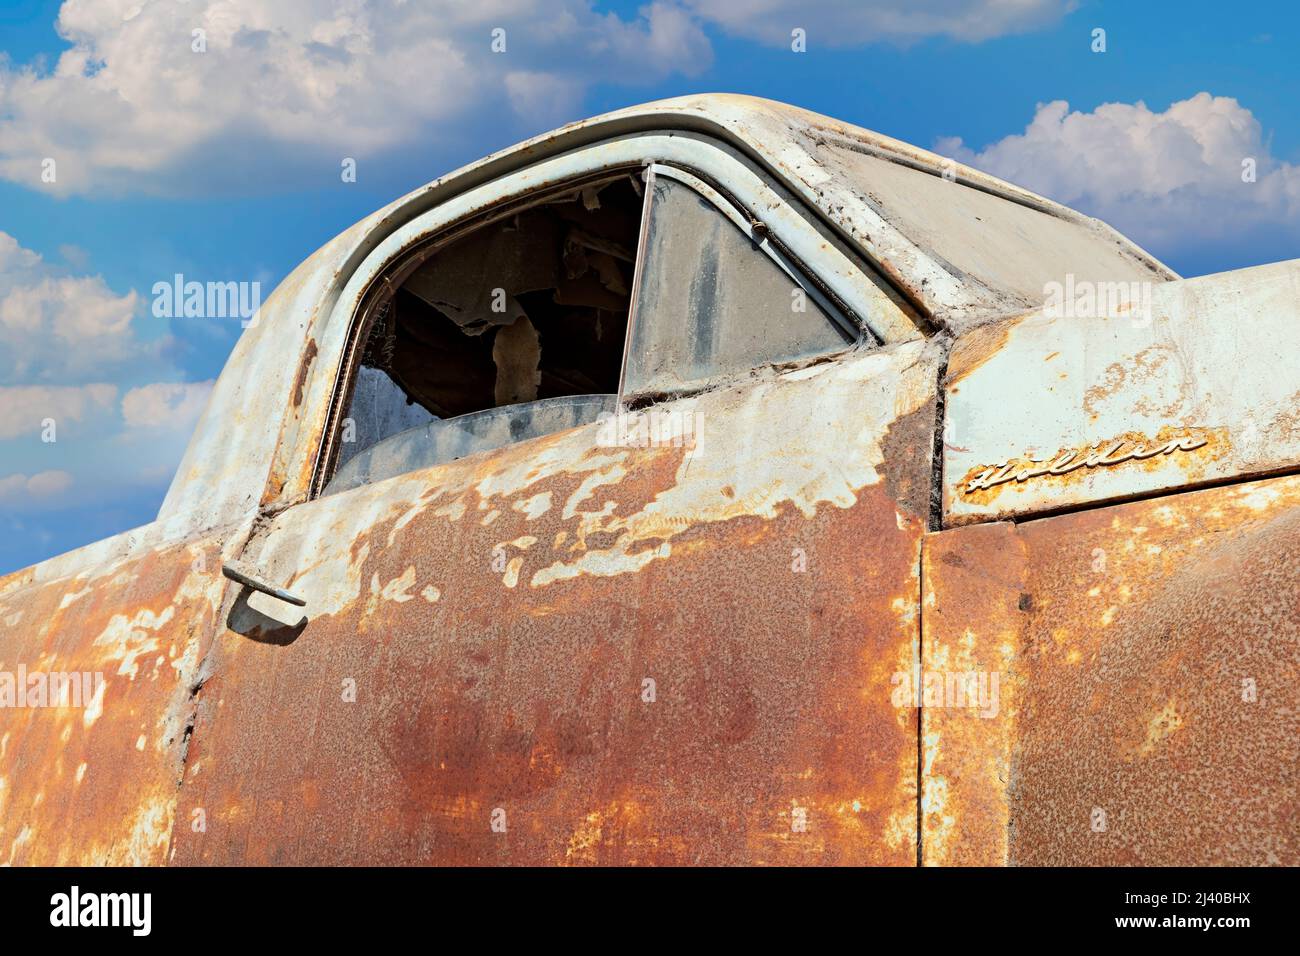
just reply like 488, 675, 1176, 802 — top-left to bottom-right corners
2, 0, 1298, 574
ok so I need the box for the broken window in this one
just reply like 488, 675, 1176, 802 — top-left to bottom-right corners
323, 166, 863, 495
327, 176, 641, 494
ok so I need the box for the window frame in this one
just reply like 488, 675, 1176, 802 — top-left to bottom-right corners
304, 133, 923, 499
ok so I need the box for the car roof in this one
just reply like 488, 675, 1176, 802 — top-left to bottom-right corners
383, 93, 1175, 330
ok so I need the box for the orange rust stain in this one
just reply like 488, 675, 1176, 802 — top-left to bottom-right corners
928, 471, 1300, 865
945, 313, 1027, 388
1082, 362, 1127, 416
292, 338, 319, 409
0, 538, 225, 864
263, 470, 286, 502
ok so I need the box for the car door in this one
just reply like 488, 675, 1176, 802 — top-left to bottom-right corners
169, 151, 939, 865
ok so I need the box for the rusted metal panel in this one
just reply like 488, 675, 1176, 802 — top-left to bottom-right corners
169, 343, 937, 865
923, 472, 1300, 865
944, 258, 1300, 526
919, 520, 1024, 866
0, 533, 232, 864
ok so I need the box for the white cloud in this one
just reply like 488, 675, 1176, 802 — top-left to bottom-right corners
0, 1, 1074, 196
936, 93, 1300, 253
0, 0, 712, 195
0, 233, 208, 527
684, 0, 1071, 46
121, 380, 214, 432
0, 230, 150, 383
0, 470, 75, 504
0, 384, 117, 439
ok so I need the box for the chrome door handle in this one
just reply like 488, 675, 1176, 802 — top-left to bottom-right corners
222, 560, 307, 607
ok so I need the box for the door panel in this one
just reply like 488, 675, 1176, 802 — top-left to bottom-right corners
171, 342, 938, 865
0, 532, 231, 864
921, 472, 1300, 865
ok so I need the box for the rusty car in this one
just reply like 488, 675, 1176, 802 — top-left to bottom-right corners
1, 94, 1294, 866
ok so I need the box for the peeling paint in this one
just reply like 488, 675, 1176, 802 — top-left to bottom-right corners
165, 341, 938, 865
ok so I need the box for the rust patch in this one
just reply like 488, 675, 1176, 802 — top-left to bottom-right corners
880, 392, 938, 519
292, 338, 319, 409
263, 470, 286, 502
0, 537, 227, 864
923, 471, 1300, 865
920, 521, 1025, 865
1082, 363, 1127, 417
944, 313, 1027, 388
1083, 345, 1191, 419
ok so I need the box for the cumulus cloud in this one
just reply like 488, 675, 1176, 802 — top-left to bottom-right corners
0, 384, 117, 439
0, 230, 151, 383
0, 232, 208, 529
936, 93, 1300, 255
121, 380, 214, 432
0, 0, 1078, 196
684, 0, 1071, 46
0, 470, 75, 504
0, 0, 712, 195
